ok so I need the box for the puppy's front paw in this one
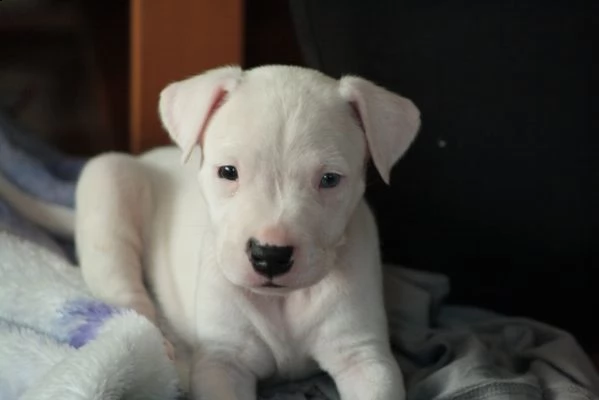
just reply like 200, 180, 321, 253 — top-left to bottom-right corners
336, 362, 405, 400
191, 352, 257, 400
319, 349, 405, 400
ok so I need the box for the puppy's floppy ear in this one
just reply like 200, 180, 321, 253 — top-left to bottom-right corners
158, 65, 243, 163
339, 76, 421, 185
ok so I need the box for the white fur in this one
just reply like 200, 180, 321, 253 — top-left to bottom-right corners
75, 65, 421, 399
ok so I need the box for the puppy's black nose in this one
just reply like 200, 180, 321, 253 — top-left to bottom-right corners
247, 238, 293, 278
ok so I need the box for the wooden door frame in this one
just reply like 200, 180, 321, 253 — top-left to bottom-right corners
129, 0, 243, 154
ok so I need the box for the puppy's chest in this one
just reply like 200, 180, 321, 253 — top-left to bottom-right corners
242, 297, 321, 379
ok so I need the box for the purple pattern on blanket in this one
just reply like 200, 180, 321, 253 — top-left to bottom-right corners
62, 299, 120, 348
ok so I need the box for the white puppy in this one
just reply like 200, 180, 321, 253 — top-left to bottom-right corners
75, 65, 420, 399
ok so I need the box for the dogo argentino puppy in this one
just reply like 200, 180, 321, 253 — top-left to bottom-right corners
75, 65, 420, 399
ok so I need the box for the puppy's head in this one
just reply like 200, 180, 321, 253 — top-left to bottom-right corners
159, 65, 420, 293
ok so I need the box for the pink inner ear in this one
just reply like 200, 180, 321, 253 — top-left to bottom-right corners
349, 100, 371, 164
197, 87, 229, 148
349, 100, 365, 132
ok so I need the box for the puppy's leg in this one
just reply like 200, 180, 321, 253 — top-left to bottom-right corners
190, 350, 256, 400
75, 154, 157, 324
314, 336, 404, 400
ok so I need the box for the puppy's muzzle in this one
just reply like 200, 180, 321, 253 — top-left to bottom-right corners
247, 238, 294, 279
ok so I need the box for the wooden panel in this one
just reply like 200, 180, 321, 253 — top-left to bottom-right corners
130, 0, 243, 153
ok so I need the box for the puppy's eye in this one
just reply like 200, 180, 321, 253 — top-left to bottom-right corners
319, 173, 342, 189
217, 165, 238, 181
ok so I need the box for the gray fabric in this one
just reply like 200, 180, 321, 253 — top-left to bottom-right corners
387, 267, 599, 399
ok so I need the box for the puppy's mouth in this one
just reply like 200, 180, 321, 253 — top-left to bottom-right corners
247, 280, 292, 295
261, 281, 285, 288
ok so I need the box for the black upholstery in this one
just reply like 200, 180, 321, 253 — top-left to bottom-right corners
289, 0, 597, 351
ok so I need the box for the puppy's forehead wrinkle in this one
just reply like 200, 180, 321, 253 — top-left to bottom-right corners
210, 69, 365, 194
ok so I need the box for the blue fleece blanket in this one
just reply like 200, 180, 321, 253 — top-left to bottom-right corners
1, 110, 598, 400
